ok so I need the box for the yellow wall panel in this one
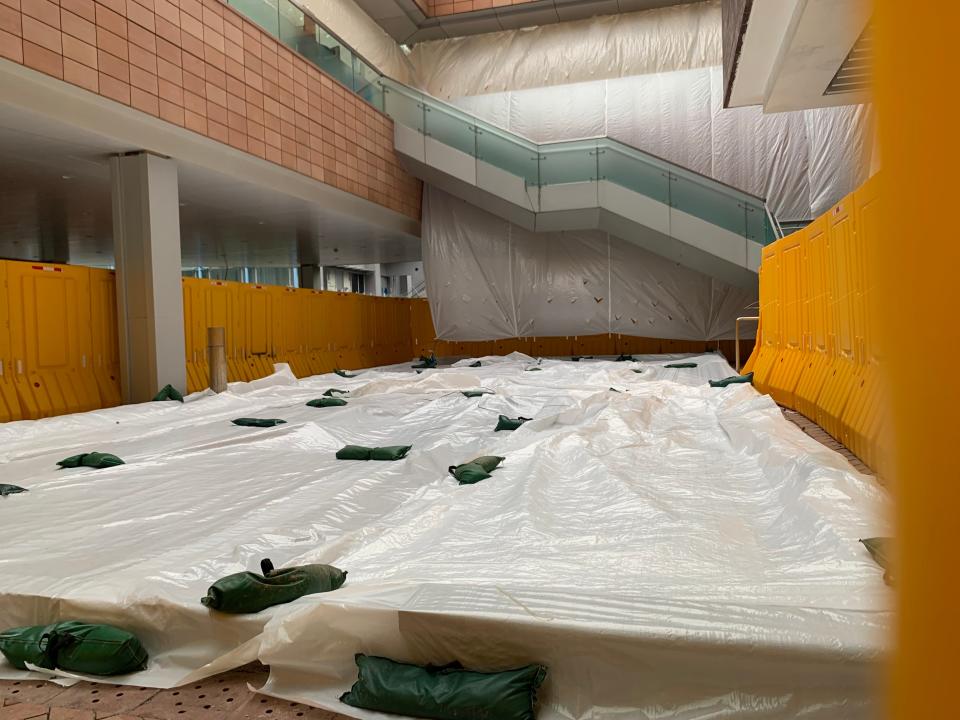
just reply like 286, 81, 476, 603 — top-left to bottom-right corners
89, 269, 122, 408
5, 262, 102, 419
750, 176, 882, 473
0, 262, 23, 422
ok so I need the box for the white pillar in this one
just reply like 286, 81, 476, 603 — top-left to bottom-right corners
370, 263, 383, 296
111, 152, 186, 403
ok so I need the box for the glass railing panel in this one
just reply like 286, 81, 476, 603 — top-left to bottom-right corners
382, 80, 424, 133
313, 27, 354, 89
353, 58, 383, 111
669, 173, 749, 238
598, 142, 670, 204
475, 125, 539, 186
277, 0, 303, 47
538, 140, 599, 186
228, 0, 279, 36
424, 101, 477, 157
744, 201, 776, 245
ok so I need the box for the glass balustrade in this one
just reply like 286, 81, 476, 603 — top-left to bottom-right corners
226, 2, 780, 247
476, 126, 539, 187
227, 0, 377, 111
228, 0, 280, 35
424, 103, 477, 157
597, 142, 670, 205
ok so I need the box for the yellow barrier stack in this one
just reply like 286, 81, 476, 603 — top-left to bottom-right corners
0, 260, 121, 420
748, 174, 883, 473
180, 278, 418, 393
2, 263, 756, 420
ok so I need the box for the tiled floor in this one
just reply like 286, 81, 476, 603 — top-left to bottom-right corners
0, 408, 875, 720
0, 665, 347, 720
781, 407, 875, 477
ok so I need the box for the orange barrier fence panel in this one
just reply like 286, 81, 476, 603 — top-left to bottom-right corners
6, 262, 101, 419
0, 262, 23, 422
89, 269, 122, 408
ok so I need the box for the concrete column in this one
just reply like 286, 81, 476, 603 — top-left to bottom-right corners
299, 263, 322, 289
110, 152, 186, 403
370, 263, 383, 296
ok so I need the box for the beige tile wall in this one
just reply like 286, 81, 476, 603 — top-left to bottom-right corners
0, 0, 422, 220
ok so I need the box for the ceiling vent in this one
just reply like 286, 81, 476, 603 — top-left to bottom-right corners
824, 23, 871, 96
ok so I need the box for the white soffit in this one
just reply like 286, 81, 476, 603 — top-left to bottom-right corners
729, 0, 871, 113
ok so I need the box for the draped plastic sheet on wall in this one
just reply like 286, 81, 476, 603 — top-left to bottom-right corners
298, 0, 416, 85
448, 67, 876, 221
423, 187, 758, 341
407, 1, 723, 98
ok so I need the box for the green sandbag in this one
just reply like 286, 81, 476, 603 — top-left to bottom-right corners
371, 445, 413, 461
468, 361, 482, 367
340, 654, 548, 720
307, 397, 348, 408
337, 445, 372, 460
323, 388, 349, 397
413, 355, 438, 369
616, 354, 635, 362
664, 362, 698, 369
57, 452, 125, 469
709, 372, 754, 388
0, 621, 148, 675
152, 384, 184, 402
232, 418, 286, 427
462, 390, 493, 398
335, 369, 358, 378
336, 445, 412, 461
861, 537, 894, 585
494, 415, 531, 432
201, 558, 347, 614
0, 484, 27, 497
449, 456, 505, 485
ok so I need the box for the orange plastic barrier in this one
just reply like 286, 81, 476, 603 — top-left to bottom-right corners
1, 264, 754, 420
747, 174, 883, 473
180, 279, 416, 393
0, 260, 121, 420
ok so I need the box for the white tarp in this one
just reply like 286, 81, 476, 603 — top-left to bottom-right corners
407, 1, 723, 99
0, 356, 890, 719
422, 187, 758, 341
447, 68, 876, 221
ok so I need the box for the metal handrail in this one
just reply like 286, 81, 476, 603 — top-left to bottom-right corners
735, 316, 760, 372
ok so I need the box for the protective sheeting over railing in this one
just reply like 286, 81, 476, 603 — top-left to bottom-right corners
745, 174, 885, 474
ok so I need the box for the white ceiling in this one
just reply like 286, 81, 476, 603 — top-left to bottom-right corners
0, 75, 421, 270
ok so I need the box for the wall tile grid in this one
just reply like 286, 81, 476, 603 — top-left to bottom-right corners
0, 0, 422, 220
426, 0, 536, 17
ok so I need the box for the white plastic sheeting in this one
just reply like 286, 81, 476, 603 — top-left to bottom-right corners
448, 68, 877, 221
0, 356, 890, 718
298, 0, 415, 85
407, 1, 723, 99
422, 186, 757, 340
